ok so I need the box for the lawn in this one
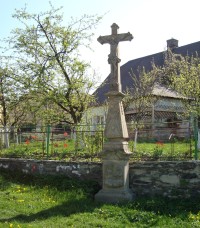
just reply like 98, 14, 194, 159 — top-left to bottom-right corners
0, 170, 200, 227
130, 140, 195, 160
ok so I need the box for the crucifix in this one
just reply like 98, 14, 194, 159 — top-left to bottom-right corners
97, 23, 133, 92
97, 23, 133, 141
95, 24, 134, 203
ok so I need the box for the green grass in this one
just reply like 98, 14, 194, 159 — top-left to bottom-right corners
129, 140, 195, 160
0, 170, 200, 227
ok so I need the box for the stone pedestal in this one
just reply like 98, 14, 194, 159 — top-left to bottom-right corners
95, 150, 134, 203
95, 92, 134, 203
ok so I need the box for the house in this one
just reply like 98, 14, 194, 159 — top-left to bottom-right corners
90, 39, 200, 140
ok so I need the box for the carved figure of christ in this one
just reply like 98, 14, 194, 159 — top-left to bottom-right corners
97, 23, 133, 92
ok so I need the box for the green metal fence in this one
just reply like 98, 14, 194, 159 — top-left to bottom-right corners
0, 120, 199, 161
0, 125, 104, 161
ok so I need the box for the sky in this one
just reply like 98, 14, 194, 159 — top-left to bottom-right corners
1, 0, 200, 83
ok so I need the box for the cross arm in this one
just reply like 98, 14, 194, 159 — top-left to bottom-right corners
117, 32, 133, 42
97, 32, 133, 45
97, 35, 110, 45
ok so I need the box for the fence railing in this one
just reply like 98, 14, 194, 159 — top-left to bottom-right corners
127, 119, 199, 161
0, 126, 104, 161
0, 120, 199, 161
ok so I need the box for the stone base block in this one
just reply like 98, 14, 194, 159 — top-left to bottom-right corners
95, 189, 134, 203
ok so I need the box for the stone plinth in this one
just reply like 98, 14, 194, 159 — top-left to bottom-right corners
95, 92, 134, 203
95, 151, 134, 203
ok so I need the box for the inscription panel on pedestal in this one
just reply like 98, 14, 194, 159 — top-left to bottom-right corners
104, 163, 124, 188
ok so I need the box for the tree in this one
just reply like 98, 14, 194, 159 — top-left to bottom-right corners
171, 55, 199, 118
4, 4, 102, 125
151, 51, 200, 149
151, 51, 200, 116
123, 66, 158, 149
0, 60, 28, 147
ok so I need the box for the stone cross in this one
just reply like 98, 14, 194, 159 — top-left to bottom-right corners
95, 24, 134, 203
97, 23, 133, 92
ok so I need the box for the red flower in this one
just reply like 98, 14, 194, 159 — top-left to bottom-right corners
25, 139, 30, 145
156, 141, 164, 146
63, 143, 68, 148
63, 132, 68, 137
31, 135, 37, 140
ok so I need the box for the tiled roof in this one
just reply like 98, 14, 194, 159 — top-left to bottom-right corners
94, 40, 200, 104
152, 83, 185, 99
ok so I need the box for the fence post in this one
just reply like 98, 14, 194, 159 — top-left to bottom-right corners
46, 125, 51, 158
4, 126, 9, 148
194, 117, 198, 160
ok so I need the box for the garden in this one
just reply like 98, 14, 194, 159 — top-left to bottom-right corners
0, 125, 197, 161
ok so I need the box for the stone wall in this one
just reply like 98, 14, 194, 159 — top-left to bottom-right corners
0, 158, 200, 198
130, 161, 200, 198
0, 158, 102, 183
